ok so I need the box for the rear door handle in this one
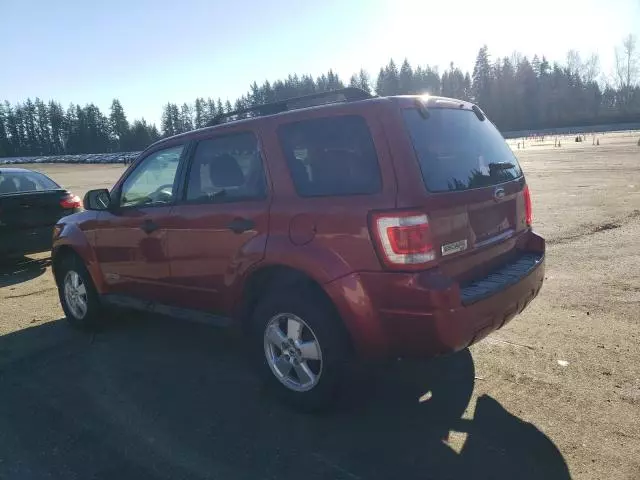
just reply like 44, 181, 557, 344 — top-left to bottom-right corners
140, 219, 159, 234
226, 217, 255, 234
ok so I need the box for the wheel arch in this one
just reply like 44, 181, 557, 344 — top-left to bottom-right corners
52, 235, 107, 294
237, 264, 355, 351
51, 244, 78, 284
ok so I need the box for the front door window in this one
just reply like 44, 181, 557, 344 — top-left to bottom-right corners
120, 145, 184, 207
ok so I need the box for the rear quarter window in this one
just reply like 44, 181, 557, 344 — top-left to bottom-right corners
0, 172, 59, 194
278, 115, 381, 197
403, 108, 523, 192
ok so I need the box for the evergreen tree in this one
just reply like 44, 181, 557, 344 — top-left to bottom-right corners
539, 56, 551, 77
441, 63, 467, 99
531, 55, 542, 78
472, 46, 492, 108
64, 104, 81, 154
248, 81, 263, 108
0, 103, 10, 157
161, 103, 175, 137
463, 73, 472, 100
23, 99, 39, 155
235, 98, 246, 118
382, 59, 400, 95
206, 98, 217, 123
70, 103, 110, 154
399, 59, 413, 94
48, 101, 65, 154
109, 99, 129, 150
514, 57, 539, 129
375, 67, 385, 96
3, 42, 640, 159
299, 76, 316, 95
35, 98, 51, 155
357, 69, 371, 94
316, 73, 329, 92
129, 118, 161, 151
441, 71, 451, 97
5, 102, 23, 155
194, 98, 205, 129
180, 103, 193, 132
326, 69, 343, 90
412, 65, 441, 94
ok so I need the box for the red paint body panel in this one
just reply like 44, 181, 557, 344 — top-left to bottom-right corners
326, 231, 544, 359
52, 94, 546, 362
51, 211, 107, 294
165, 201, 270, 312
92, 207, 175, 303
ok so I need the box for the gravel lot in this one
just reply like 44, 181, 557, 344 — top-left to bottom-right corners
1, 133, 639, 479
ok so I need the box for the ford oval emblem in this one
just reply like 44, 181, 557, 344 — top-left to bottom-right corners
494, 187, 506, 201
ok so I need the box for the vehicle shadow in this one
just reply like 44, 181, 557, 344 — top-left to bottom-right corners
0, 255, 50, 288
0, 314, 570, 480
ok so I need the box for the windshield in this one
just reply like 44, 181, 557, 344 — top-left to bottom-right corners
403, 108, 522, 192
0, 171, 59, 194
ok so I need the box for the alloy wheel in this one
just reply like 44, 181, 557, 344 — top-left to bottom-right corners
64, 270, 88, 319
263, 313, 323, 392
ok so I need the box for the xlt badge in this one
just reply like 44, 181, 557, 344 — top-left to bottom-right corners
441, 239, 468, 256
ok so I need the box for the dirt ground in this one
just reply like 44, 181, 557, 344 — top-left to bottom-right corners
1, 132, 639, 479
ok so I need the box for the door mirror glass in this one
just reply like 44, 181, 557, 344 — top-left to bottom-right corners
83, 189, 111, 211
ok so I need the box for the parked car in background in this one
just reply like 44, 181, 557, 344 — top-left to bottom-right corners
51, 89, 545, 410
0, 167, 82, 258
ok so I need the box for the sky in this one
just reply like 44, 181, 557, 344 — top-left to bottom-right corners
2, 0, 639, 126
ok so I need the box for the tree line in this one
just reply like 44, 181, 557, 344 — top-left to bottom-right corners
1, 37, 639, 158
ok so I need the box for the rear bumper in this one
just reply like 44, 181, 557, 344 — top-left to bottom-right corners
325, 231, 545, 360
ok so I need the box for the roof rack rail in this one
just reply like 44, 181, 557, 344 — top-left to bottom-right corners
206, 87, 373, 126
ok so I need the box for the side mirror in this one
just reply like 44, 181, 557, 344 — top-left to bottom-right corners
83, 189, 112, 211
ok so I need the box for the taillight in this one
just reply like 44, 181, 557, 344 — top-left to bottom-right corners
523, 185, 533, 226
370, 211, 435, 270
60, 194, 82, 210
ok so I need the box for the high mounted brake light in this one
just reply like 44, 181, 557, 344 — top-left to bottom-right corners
370, 211, 436, 270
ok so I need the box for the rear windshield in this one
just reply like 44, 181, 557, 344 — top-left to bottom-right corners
403, 108, 522, 192
0, 171, 59, 194
278, 115, 381, 197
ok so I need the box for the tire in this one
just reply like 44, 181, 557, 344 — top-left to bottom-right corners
251, 287, 351, 412
57, 253, 104, 330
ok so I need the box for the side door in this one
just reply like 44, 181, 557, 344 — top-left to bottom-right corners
165, 131, 270, 313
94, 143, 186, 303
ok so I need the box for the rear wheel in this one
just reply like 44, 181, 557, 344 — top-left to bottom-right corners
57, 254, 103, 330
251, 288, 351, 411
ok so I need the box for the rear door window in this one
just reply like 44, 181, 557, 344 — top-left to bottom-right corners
185, 132, 266, 203
403, 108, 522, 192
278, 115, 381, 197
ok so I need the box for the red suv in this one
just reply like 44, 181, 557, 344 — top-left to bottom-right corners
52, 89, 544, 409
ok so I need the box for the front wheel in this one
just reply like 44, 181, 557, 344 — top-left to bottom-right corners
251, 288, 351, 411
57, 254, 103, 330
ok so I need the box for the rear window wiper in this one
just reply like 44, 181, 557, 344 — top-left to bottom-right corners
488, 162, 515, 170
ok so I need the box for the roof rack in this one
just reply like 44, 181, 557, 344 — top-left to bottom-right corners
206, 87, 373, 126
